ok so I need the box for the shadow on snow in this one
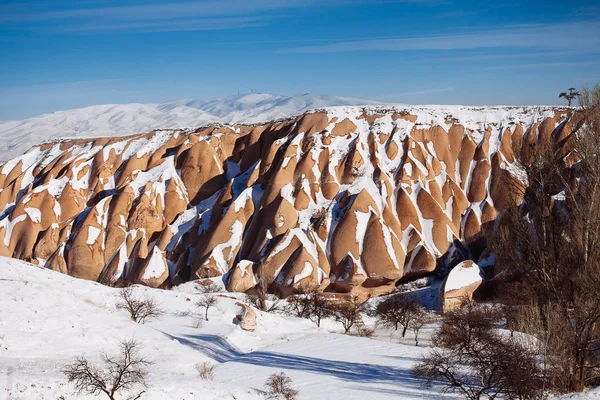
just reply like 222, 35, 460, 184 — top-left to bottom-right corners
161, 331, 445, 395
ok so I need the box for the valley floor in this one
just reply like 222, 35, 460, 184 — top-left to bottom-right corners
1, 257, 598, 399
0, 257, 452, 399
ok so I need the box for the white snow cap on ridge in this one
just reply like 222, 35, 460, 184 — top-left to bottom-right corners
444, 260, 483, 293
0, 93, 379, 161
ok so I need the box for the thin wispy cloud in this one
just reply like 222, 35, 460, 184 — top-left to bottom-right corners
391, 49, 597, 65
282, 20, 600, 54
0, 0, 439, 33
0, 0, 307, 23
43, 16, 266, 34
486, 60, 600, 70
1, 0, 597, 117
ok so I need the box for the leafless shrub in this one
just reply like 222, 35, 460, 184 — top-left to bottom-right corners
357, 326, 375, 338
263, 372, 298, 400
195, 295, 218, 321
193, 316, 204, 329
196, 281, 222, 294
284, 285, 335, 328
414, 304, 544, 399
376, 293, 422, 337
306, 292, 334, 328
247, 265, 281, 312
330, 298, 362, 334
409, 308, 433, 346
284, 288, 315, 319
116, 286, 163, 324
62, 339, 151, 400
434, 303, 503, 351
195, 361, 216, 380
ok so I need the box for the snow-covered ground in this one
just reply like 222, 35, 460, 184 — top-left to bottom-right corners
2, 257, 599, 399
0, 256, 453, 400
0, 93, 378, 160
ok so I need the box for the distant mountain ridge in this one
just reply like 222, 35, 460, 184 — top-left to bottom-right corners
0, 93, 379, 161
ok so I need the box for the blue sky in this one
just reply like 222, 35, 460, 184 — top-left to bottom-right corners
1, 0, 599, 119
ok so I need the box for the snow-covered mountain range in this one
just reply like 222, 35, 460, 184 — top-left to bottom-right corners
0, 93, 378, 161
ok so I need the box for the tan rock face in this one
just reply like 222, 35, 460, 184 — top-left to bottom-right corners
440, 260, 483, 312
235, 302, 257, 332
0, 107, 576, 296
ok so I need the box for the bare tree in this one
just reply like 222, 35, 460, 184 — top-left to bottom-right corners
376, 293, 422, 337
414, 304, 544, 399
559, 87, 581, 106
307, 293, 334, 328
247, 264, 280, 312
283, 285, 336, 328
284, 290, 314, 319
195, 295, 218, 321
263, 372, 298, 400
330, 298, 361, 334
196, 281, 222, 294
63, 339, 151, 400
409, 308, 432, 346
116, 287, 163, 324
488, 83, 600, 393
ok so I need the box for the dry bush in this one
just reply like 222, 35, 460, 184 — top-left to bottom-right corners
409, 308, 433, 347
196, 282, 222, 294
116, 286, 164, 324
62, 339, 150, 400
330, 298, 361, 334
283, 285, 321, 318
376, 293, 422, 337
263, 372, 298, 400
193, 316, 204, 329
195, 294, 218, 321
306, 292, 334, 328
414, 304, 544, 399
434, 303, 503, 350
357, 326, 375, 338
195, 361, 216, 380
284, 292, 313, 319
247, 265, 281, 312
284, 285, 335, 328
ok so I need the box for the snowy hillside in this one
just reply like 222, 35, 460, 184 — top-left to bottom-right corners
0, 256, 452, 399
0, 93, 377, 161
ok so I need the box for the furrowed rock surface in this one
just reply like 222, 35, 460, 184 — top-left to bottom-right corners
0, 105, 577, 299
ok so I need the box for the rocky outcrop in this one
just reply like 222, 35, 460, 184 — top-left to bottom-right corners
0, 106, 577, 299
235, 302, 257, 332
440, 260, 483, 312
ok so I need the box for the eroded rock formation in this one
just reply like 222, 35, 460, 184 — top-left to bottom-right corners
440, 260, 483, 312
0, 106, 578, 299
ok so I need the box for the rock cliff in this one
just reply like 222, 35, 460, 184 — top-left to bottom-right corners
0, 105, 578, 298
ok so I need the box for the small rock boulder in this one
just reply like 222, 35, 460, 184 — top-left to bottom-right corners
234, 302, 257, 332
